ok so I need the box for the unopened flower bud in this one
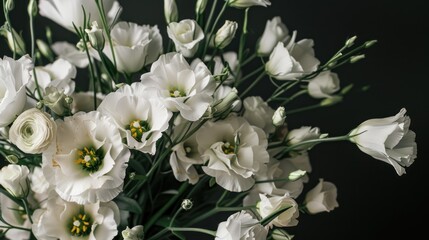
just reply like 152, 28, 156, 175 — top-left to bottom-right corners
36, 39, 54, 60
272, 106, 286, 127
85, 21, 105, 51
350, 54, 365, 63
5, 0, 14, 11
164, 0, 178, 24
76, 39, 85, 51
65, 96, 73, 105
6, 155, 19, 164
213, 88, 239, 115
196, 0, 208, 15
36, 101, 44, 109
181, 199, 193, 210
28, 0, 38, 17
365, 40, 378, 48
288, 170, 306, 181
345, 36, 357, 48
46, 27, 52, 43
0, 26, 26, 55
42, 87, 70, 116
320, 96, 343, 107
214, 20, 238, 49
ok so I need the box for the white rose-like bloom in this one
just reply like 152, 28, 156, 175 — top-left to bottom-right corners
103, 22, 163, 74
349, 108, 417, 175
215, 211, 268, 240
9, 108, 57, 154
167, 19, 204, 58
214, 20, 238, 49
287, 126, 327, 151
32, 195, 120, 240
39, 0, 121, 32
0, 193, 31, 240
227, 0, 271, 8
308, 71, 340, 98
257, 194, 299, 228
140, 53, 215, 121
52, 41, 89, 68
0, 55, 32, 127
122, 225, 144, 240
243, 96, 276, 134
98, 83, 172, 154
30, 58, 76, 97
42, 111, 130, 204
0, 164, 30, 197
198, 117, 269, 192
304, 179, 339, 214
272, 106, 286, 127
257, 16, 289, 56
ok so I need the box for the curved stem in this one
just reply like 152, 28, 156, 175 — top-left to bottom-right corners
169, 227, 216, 237
240, 71, 266, 98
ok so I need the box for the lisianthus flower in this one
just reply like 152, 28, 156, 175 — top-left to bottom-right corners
257, 16, 289, 56
215, 211, 268, 240
42, 111, 130, 204
304, 179, 339, 214
349, 108, 417, 175
0, 55, 32, 127
167, 20, 204, 58
257, 193, 299, 228
32, 194, 120, 240
308, 71, 341, 99
243, 96, 276, 135
197, 116, 269, 192
39, 0, 121, 32
140, 52, 215, 121
98, 83, 172, 154
0, 164, 30, 198
52, 41, 89, 68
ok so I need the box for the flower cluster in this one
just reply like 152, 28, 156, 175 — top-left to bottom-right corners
0, 0, 417, 239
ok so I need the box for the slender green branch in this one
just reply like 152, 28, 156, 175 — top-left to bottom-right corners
240, 71, 266, 97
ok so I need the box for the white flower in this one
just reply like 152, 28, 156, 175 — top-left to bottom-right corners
39, 0, 122, 32
243, 96, 276, 135
71, 91, 105, 114
304, 179, 339, 214
227, 0, 271, 8
122, 225, 144, 240
257, 16, 289, 56
85, 21, 105, 51
266, 36, 320, 80
98, 83, 172, 154
102, 22, 163, 74
167, 19, 204, 58
349, 108, 417, 175
196, 0, 208, 15
51, 41, 89, 68
272, 106, 286, 127
42, 87, 71, 116
287, 126, 327, 151
0, 55, 32, 127
215, 211, 268, 240
32, 195, 120, 240
215, 20, 238, 49
42, 111, 130, 204
140, 52, 215, 121
198, 117, 269, 192
29, 167, 53, 206
164, 0, 178, 24
9, 108, 57, 154
257, 194, 299, 228
211, 52, 240, 85
0, 193, 31, 240
308, 71, 340, 98
29, 58, 77, 97
0, 164, 30, 198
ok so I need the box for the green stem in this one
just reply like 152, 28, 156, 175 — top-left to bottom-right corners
21, 198, 33, 224
202, 1, 228, 57
283, 135, 350, 153
240, 71, 266, 97
237, 65, 264, 86
28, 3, 43, 100
3, 0, 17, 59
234, 8, 250, 85
186, 206, 255, 227
286, 103, 323, 115
204, 0, 219, 33
280, 89, 308, 105
169, 227, 216, 237
96, 0, 118, 70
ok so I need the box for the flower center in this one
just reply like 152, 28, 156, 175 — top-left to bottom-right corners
222, 141, 235, 154
126, 120, 150, 142
169, 89, 186, 98
76, 146, 103, 173
70, 213, 92, 237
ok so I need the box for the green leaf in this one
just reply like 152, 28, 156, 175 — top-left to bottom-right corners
115, 194, 143, 214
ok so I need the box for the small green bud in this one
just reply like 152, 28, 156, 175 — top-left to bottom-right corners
6, 155, 19, 164
320, 96, 343, 107
350, 54, 365, 63
196, 0, 208, 15
36, 39, 54, 60
28, 0, 38, 17
345, 35, 357, 48
181, 199, 193, 210
0, 26, 26, 55
365, 40, 378, 48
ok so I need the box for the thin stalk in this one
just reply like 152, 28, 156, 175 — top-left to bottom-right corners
21, 199, 33, 224
169, 227, 216, 237
96, 0, 117, 69
240, 71, 265, 97
186, 206, 255, 227
280, 89, 308, 105
286, 103, 323, 115
202, 1, 228, 57
204, 0, 219, 33
3, 0, 17, 59
234, 8, 250, 85
28, 3, 43, 100
237, 65, 264, 86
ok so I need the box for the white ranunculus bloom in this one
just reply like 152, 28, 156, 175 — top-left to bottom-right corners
140, 52, 215, 121
42, 111, 130, 204
167, 19, 204, 58
215, 211, 268, 240
287, 126, 327, 151
198, 117, 269, 192
308, 71, 340, 98
214, 20, 238, 49
0, 164, 30, 197
243, 96, 276, 135
71, 91, 105, 114
98, 83, 172, 154
32, 195, 120, 240
52, 41, 89, 68
0, 55, 32, 127
227, 0, 271, 8
349, 108, 417, 175
103, 22, 163, 74
0, 193, 31, 240
257, 194, 299, 228
9, 108, 57, 154
304, 179, 339, 214
257, 16, 289, 56
29, 58, 76, 97
122, 225, 144, 240
39, 0, 122, 32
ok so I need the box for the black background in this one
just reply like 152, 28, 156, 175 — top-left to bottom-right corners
1, 0, 428, 239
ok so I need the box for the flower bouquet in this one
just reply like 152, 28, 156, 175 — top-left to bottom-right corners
0, 0, 418, 239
